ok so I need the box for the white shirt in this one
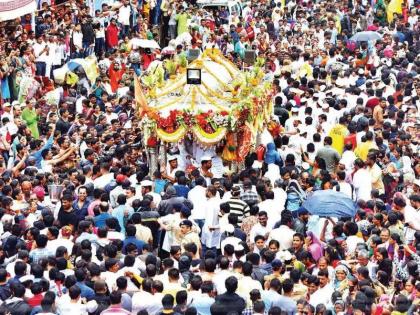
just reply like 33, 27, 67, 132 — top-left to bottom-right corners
6, 259, 31, 278
273, 187, 287, 209
268, 225, 295, 250
46, 42, 58, 65
309, 284, 334, 308
201, 196, 222, 248
56, 299, 98, 315
346, 235, 364, 255
93, 173, 114, 189
48, 238, 74, 256
105, 112, 118, 124
132, 290, 162, 314
333, 181, 354, 200
75, 96, 86, 114
258, 199, 282, 228
118, 5, 131, 25
72, 31, 83, 50
110, 185, 125, 208
33, 41, 49, 63
238, 276, 263, 304
213, 269, 232, 295
101, 271, 120, 292
249, 223, 271, 244
221, 236, 241, 255
188, 185, 207, 220
211, 156, 224, 178
352, 168, 372, 201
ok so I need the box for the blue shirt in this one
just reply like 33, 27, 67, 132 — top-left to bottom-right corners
174, 184, 190, 198
76, 281, 95, 300
73, 199, 91, 221
31, 135, 54, 169
122, 236, 145, 254
94, 212, 112, 229
263, 290, 296, 315
190, 295, 215, 315
112, 205, 134, 235
154, 179, 167, 194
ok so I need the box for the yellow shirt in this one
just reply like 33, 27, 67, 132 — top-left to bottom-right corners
354, 141, 377, 161
329, 124, 349, 154
368, 163, 385, 194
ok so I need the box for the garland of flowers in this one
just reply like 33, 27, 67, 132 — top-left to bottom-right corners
156, 125, 187, 143
202, 64, 234, 92
201, 81, 238, 103
192, 125, 227, 145
139, 48, 273, 146
197, 86, 231, 112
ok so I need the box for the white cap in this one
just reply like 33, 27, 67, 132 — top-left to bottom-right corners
290, 88, 304, 95
2, 102, 11, 107
224, 224, 234, 233
11, 100, 19, 106
358, 68, 364, 75
20, 275, 35, 282
252, 160, 263, 169
403, 96, 412, 103
414, 179, 420, 186
291, 107, 299, 112
168, 155, 178, 161
278, 250, 293, 262
140, 180, 154, 187
234, 244, 244, 252
201, 155, 212, 162
322, 103, 329, 109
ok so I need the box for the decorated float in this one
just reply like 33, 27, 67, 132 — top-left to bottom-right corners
137, 48, 276, 173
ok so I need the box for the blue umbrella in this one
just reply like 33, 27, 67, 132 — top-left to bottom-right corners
67, 60, 85, 73
350, 31, 382, 42
302, 190, 357, 218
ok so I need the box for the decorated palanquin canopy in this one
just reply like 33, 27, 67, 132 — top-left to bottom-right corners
138, 48, 273, 155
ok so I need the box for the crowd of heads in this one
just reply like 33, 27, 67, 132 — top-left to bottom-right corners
0, 0, 419, 314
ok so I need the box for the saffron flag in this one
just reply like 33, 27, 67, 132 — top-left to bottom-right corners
387, 0, 403, 23
0, 0, 36, 22
134, 74, 148, 117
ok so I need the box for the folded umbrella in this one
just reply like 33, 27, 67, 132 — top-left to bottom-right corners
302, 190, 357, 218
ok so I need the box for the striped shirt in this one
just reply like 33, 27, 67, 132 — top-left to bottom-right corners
226, 198, 250, 224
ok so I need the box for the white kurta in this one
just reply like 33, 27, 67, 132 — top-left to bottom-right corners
201, 196, 221, 248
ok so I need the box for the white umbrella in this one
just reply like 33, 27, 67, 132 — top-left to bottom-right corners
130, 38, 160, 50
350, 31, 382, 42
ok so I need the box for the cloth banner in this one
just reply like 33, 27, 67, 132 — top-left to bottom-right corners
0, 0, 36, 22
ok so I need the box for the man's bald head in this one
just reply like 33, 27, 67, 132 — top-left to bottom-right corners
21, 181, 32, 195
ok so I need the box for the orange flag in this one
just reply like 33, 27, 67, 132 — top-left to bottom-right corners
134, 74, 148, 117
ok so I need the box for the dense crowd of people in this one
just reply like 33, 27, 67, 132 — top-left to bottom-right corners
0, 0, 419, 314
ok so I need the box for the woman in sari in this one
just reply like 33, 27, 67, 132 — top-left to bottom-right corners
304, 231, 324, 262
21, 99, 40, 139
333, 264, 350, 293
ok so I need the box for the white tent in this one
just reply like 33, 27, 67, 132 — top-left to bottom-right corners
0, 0, 36, 22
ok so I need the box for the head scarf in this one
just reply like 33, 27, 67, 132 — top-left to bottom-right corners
306, 231, 323, 261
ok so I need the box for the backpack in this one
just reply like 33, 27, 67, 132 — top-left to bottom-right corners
286, 185, 306, 211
